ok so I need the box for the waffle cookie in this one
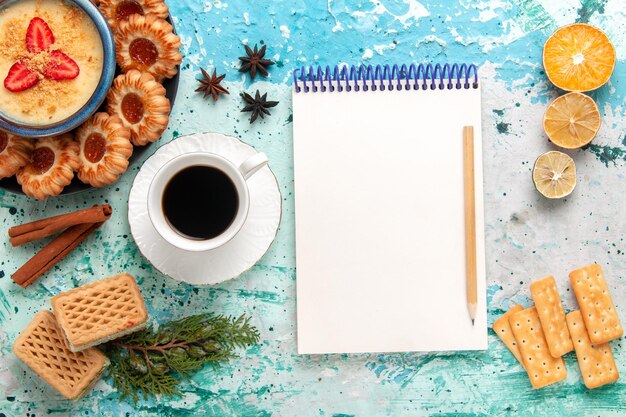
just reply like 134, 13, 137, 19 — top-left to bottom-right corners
51, 273, 148, 352
13, 311, 108, 399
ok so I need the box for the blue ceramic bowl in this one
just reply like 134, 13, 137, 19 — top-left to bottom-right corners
0, 0, 115, 138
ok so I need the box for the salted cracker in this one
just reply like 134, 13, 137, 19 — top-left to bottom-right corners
569, 264, 623, 345
509, 306, 567, 389
530, 276, 573, 358
566, 310, 619, 389
493, 304, 524, 366
52, 273, 148, 352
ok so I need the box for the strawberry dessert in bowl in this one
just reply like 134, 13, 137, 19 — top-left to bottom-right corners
0, 0, 115, 137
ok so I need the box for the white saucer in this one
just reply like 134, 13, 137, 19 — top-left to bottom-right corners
128, 132, 282, 285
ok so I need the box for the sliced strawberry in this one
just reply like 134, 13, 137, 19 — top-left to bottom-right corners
26, 17, 55, 53
44, 51, 79, 80
4, 61, 39, 92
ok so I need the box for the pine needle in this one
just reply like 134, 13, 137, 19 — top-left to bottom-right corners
102, 314, 260, 402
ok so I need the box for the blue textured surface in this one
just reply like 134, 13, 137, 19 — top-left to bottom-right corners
2, 0, 626, 415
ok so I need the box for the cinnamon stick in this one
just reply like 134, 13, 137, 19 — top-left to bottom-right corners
12, 222, 103, 288
9, 204, 112, 246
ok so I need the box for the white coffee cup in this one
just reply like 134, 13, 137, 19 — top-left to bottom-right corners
147, 151, 269, 251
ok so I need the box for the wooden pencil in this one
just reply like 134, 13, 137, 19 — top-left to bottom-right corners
463, 126, 477, 325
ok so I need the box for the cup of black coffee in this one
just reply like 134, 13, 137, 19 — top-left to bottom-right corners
147, 151, 268, 251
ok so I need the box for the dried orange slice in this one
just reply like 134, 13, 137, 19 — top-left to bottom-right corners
532, 151, 576, 199
543, 24, 615, 92
543, 92, 601, 149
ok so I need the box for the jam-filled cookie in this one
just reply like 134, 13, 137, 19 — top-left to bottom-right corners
106, 70, 170, 146
76, 112, 133, 187
99, 0, 169, 31
16, 134, 80, 200
0, 132, 33, 179
115, 14, 181, 81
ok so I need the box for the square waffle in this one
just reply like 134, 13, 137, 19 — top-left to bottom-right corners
12, 310, 108, 400
51, 273, 148, 352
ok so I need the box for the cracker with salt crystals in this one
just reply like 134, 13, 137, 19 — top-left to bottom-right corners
509, 306, 567, 389
566, 310, 619, 389
530, 276, 572, 358
493, 304, 524, 367
569, 264, 623, 345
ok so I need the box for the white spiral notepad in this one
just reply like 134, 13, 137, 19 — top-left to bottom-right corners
292, 63, 487, 354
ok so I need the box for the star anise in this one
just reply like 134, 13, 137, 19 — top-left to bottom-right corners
238, 43, 275, 80
241, 90, 279, 123
195, 68, 229, 102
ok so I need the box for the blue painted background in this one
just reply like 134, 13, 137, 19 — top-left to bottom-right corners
2, 0, 626, 415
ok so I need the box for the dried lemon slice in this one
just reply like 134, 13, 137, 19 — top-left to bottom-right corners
544, 92, 601, 149
543, 24, 615, 92
532, 151, 576, 199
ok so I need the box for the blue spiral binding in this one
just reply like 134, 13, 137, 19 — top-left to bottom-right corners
293, 63, 479, 93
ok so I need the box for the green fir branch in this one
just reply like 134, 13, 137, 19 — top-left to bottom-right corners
103, 314, 260, 402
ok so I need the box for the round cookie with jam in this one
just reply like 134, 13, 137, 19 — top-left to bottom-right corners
99, 0, 169, 31
16, 134, 80, 200
0, 132, 33, 179
115, 14, 181, 81
76, 112, 133, 187
106, 70, 170, 146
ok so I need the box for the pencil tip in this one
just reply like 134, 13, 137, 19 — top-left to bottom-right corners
472, 319, 475, 326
